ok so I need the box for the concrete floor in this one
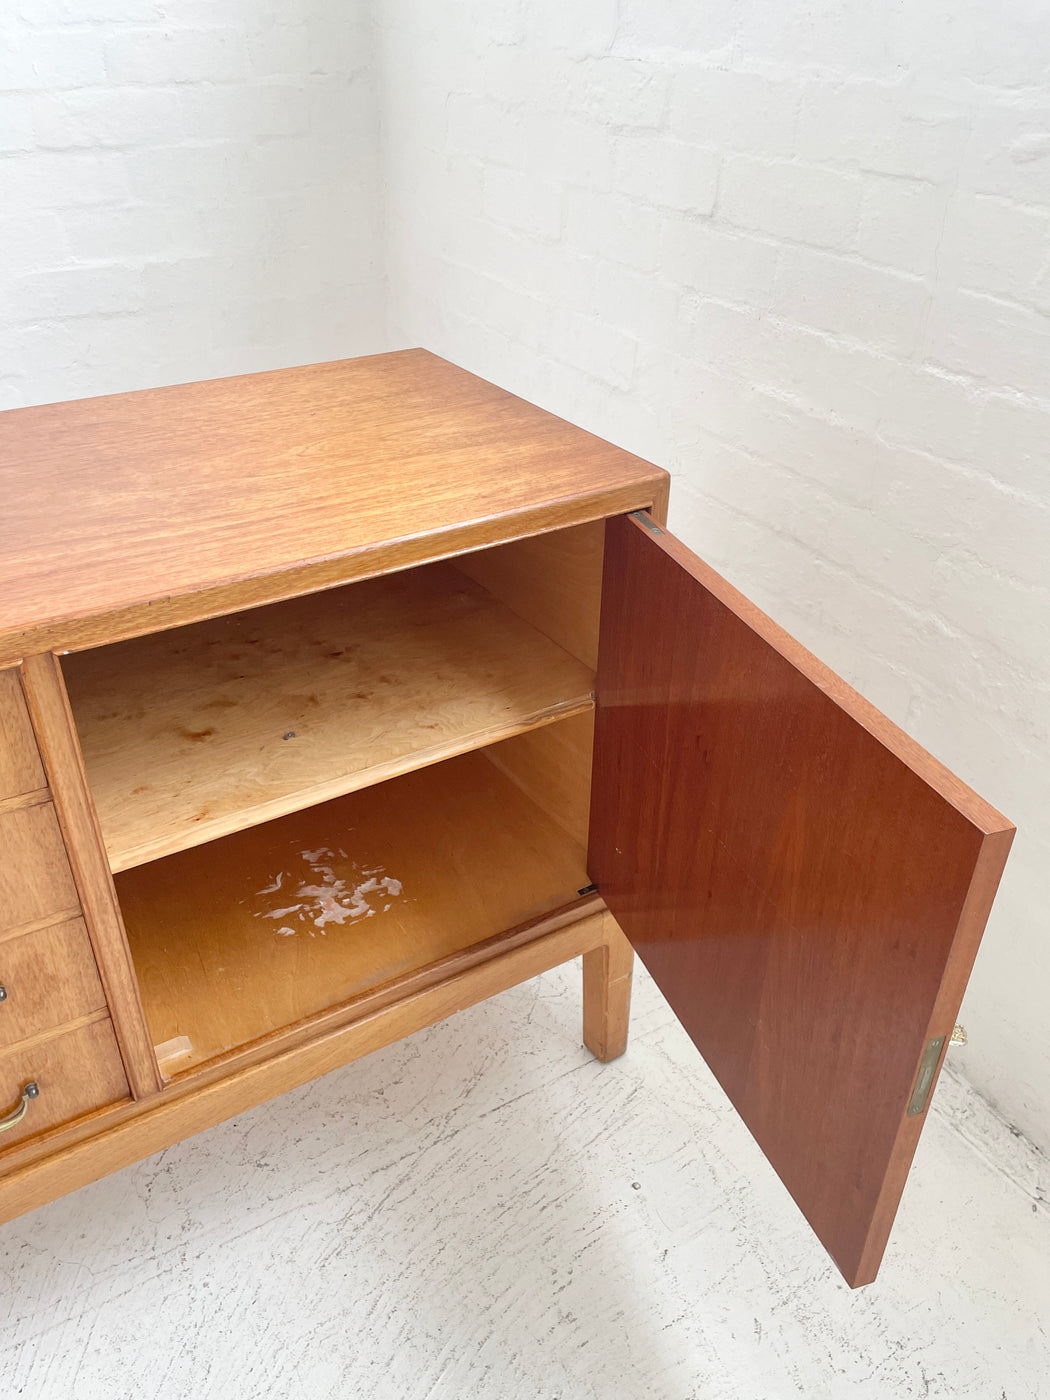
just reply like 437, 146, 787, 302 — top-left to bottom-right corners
1, 959, 1047, 1400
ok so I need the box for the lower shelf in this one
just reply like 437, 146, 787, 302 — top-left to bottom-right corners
115, 748, 590, 1074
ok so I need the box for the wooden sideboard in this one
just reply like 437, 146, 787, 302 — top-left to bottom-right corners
0, 349, 1013, 1288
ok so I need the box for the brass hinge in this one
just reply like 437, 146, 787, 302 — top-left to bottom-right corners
907, 1026, 967, 1116
907, 1035, 946, 1116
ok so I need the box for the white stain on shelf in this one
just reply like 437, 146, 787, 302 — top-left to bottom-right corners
251, 845, 404, 937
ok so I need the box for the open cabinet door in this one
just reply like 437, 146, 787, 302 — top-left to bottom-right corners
589, 512, 1014, 1288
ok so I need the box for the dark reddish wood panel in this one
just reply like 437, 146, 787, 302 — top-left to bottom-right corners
589, 513, 1013, 1287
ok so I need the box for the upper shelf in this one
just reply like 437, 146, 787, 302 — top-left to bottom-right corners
62, 561, 595, 872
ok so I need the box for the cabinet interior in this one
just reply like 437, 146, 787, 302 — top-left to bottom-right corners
61, 521, 605, 1076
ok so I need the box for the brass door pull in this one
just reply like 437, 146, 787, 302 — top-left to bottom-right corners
0, 1083, 39, 1134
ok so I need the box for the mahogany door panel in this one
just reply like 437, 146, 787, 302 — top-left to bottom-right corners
589, 512, 1013, 1287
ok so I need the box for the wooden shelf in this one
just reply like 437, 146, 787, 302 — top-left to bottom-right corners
113, 748, 590, 1073
63, 561, 595, 873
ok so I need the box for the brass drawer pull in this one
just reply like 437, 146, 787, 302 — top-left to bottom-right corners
0, 1082, 39, 1134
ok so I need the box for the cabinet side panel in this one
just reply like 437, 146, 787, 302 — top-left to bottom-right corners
589, 513, 1013, 1287
20, 654, 162, 1098
482, 711, 594, 850
454, 520, 605, 670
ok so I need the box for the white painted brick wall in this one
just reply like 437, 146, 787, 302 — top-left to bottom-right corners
0, 1, 386, 408
377, 0, 1050, 1154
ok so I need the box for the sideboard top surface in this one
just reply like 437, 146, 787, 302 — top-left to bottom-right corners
0, 349, 666, 656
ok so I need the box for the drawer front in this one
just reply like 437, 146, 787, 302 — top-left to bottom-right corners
0, 918, 107, 1049
0, 669, 46, 802
0, 1017, 129, 1152
0, 800, 81, 933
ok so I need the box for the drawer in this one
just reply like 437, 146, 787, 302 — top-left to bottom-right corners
0, 918, 107, 1049
0, 669, 46, 802
0, 799, 81, 933
0, 1017, 129, 1152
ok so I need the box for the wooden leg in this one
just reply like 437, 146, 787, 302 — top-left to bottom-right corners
582, 916, 634, 1062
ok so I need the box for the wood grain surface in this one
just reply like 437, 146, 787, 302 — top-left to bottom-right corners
589, 513, 1014, 1288
0, 1014, 129, 1154
20, 654, 164, 1098
0, 917, 107, 1049
0, 799, 80, 931
582, 914, 634, 1063
0, 906, 610, 1225
64, 559, 594, 872
115, 746, 590, 1072
0, 668, 46, 800
483, 710, 595, 849
0, 351, 666, 662
455, 519, 605, 668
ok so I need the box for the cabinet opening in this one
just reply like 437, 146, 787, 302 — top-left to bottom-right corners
60, 521, 603, 875
113, 731, 592, 1076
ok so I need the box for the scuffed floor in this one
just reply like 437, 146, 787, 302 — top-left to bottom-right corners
0, 958, 1047, 1399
